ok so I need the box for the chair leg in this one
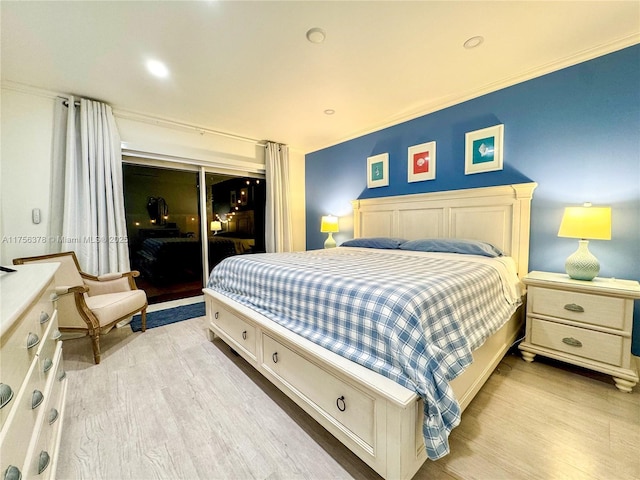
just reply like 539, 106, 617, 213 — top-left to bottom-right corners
141, 308, 147, 332
91, 333, 101, 364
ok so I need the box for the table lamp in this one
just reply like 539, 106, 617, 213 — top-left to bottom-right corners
210, 220, 222, 235
557, 203, 611, 281
320, 215, 339, 249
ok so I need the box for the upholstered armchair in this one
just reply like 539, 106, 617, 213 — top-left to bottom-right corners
13, 251, 147, 364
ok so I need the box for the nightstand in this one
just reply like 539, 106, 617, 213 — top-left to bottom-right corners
519, 271, 640, 392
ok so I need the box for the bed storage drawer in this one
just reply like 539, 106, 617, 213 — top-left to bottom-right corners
530, 318, 623, 366
209, 302, 257, 360
261, 333, 376, 449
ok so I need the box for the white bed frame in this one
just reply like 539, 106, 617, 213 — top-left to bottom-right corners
203, 183, 537, 479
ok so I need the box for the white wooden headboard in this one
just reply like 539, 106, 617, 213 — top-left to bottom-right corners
351, 183, 538, 279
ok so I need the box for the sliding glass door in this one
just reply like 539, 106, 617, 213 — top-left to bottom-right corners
123, 163, 265, 304
205, 173, 266, 263
123, 164, 203, 303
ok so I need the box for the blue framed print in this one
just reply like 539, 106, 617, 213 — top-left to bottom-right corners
367, 153, 389, 188
465, 124, 504, 175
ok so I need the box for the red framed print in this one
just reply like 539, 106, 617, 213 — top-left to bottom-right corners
408, 141, 436, 182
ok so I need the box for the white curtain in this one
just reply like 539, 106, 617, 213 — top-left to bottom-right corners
50, 96, 130, 275
264, 141, 293, 253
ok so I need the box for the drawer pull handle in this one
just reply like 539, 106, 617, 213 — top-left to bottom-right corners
215, 311, 219, 319
52, 330, 62, 340
562, 337, 583, 348
32, 390, 44, 409
242, 330, 247, 340
272, 352, 278, 363
39, 311, 50, 324
58, 370, 67, 382
564, 303, 584, 313
27, 332, 40, 350
48, 408, 59, 425
336, 396, 346, 412
43, 358, 53, 373
0, 383, 14, 409
38, 451, 50, 474
3, 465, 22, 480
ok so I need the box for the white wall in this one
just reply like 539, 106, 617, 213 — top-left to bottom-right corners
0, 84, 306, 265
0, 88, 56, 264
117, 114, 265, 175
288, 148, 306, 252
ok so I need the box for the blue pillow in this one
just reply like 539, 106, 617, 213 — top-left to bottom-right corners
341, 237, 407, 249
399, 238, 504, 257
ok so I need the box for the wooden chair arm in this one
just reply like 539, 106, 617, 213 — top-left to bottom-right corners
55, 285, 89, 296
80, 270, 140, 281
74, 293, 100, 331
82, 270, 141, 295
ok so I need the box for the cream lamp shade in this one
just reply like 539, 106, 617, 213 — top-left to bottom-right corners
210, 220, 222, 234
558, 203, 611, 281
320, 215, 339, 249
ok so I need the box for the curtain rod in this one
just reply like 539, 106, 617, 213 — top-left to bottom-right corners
61, 97, 279, 148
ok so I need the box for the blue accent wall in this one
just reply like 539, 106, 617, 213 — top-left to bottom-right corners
305, 45, 640, 354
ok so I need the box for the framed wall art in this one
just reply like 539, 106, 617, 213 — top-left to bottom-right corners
367, 153, 389, 188
465, 124, 504, 175
407, 141, 436, 182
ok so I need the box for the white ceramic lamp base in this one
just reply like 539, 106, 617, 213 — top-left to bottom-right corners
565, 239, 600, 281
324, 232, 336, 249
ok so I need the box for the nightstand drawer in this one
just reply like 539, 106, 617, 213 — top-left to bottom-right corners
529, 287, 625, 329
530, 318, 623, 366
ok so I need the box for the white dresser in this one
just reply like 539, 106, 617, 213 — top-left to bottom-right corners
1, 264, 68, 479
519, 271, 640, 392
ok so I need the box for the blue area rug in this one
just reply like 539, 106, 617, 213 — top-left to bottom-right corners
130, 302, 205, 332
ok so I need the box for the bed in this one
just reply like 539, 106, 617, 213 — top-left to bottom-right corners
203, 183, 537, 479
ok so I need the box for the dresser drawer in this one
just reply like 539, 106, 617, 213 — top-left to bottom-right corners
37, 311, 61, 382
0, 324, 42, 429
25, 344, 65, 480
0, 356, 45, 475
24, 412, 54, 480
529, 286, 625, 329
262, 334, 376, 449
530, 318, 623, 366
211, 304, 256, 359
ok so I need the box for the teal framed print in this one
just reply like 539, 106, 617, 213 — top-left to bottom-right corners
367, 153, 389, 188
465, 124, 504, 175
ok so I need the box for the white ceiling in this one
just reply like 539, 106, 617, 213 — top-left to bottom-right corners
2, 1, 639, 153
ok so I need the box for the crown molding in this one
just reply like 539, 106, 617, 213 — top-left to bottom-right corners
1, 80, 67, 100
310, 35, 640, 154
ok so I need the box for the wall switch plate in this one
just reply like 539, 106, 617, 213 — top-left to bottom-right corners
32, 208, 41, 224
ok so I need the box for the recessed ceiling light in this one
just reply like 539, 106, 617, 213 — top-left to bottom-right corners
146, 59, 169, 78
306, 27, 326, 44
324, 109, 335, 115
463, 36, 484, 49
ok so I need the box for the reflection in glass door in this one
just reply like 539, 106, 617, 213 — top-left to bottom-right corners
205, 173, 266, 272
123, 164, 203, 304
123, 164, 267, 305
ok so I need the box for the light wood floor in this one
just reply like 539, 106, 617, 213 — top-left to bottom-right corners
57, 317, 640, 480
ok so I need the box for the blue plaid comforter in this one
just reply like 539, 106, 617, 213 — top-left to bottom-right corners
206, 247, 520, 459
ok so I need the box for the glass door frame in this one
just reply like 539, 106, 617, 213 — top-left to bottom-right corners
122, 151, 265, 290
